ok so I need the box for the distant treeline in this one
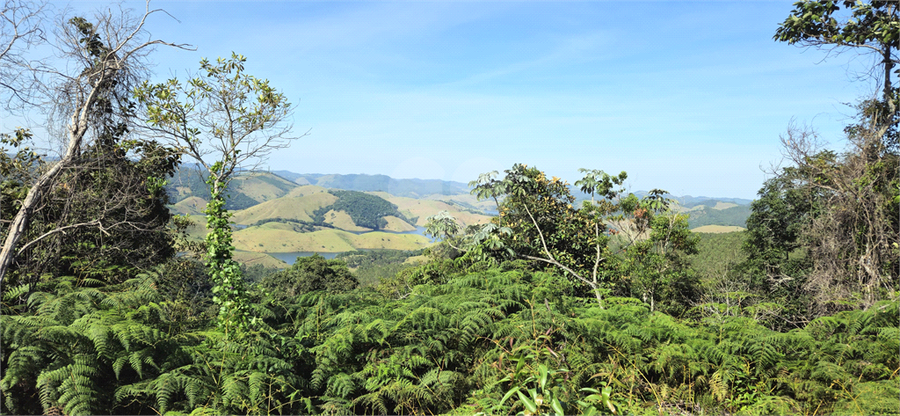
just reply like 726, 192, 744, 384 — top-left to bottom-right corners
275, 171, 469, 198
686, 205, 751, 228
313, 190, 409, 230
248, 217, 335, 232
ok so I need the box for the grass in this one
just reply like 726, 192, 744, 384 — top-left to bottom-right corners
691, 225, 746, 233
170, 196, 207, 216
403, 255, 429, 265
230, 172, 297, 203
324, 209, 370, 232
351, 232, 431, 250
231, 192, 338, 225
284, 184, 329, 198
382, 215, 416, 232
373, 193, 493, 226
712, 201, 738, 210
232, 225, 431, 253
232, 250, 288, 268
234, 226, 356, 252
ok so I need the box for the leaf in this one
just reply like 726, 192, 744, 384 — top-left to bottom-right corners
550, 397, 565, 416
517, 389, 537, 414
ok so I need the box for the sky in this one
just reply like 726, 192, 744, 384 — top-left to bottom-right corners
26, 1, 888, 199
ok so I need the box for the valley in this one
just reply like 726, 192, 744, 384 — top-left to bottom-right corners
166, 168, 752, 266
166, 169, 496, 265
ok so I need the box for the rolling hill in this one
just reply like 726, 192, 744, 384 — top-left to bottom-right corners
232, 223, 431, 253
168, 168, 754, 258
165, 167, 299, 210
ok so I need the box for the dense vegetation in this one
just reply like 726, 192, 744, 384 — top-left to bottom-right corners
683, 204, 751, 228
336, 249, 425, 287
1, 1, 898, 415
313, 190, 409, 230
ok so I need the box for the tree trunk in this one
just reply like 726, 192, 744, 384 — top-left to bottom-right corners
884, 44, 893, 108
0, 86, 95, 285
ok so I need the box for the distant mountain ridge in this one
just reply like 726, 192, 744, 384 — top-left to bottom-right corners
166, 167, 753, 232
271, 171, 469, 198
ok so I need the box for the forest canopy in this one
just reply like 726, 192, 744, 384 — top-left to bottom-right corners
0, 1, 897, 415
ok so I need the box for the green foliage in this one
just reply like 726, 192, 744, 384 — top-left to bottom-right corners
314, 190, 407, 230
489, 328, 619, 416
336, 249, 424, 288
203, 163, 253, 335
241, 262, 281, 284
259, 254, 358, 299
2, 133, 181, 294
1, 272, 178, 415
684, 204, 751, 228
618, 212, 701, 316
692, 231, 747, 285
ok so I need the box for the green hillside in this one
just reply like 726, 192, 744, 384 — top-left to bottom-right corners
313, 190, 410, 230
165, 168, 298, 210
232, 223, 431, 252
230, 172, 298, 204
231, 192, 338, 225
682, 204, 751, 228
370, 192, 494, 227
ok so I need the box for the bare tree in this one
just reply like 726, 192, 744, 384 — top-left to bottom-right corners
0, 0, 47, 110
779, 111, 898, 312
0, 1, 190, 285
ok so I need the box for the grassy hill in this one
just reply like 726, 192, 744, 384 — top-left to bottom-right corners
369, 192, 493, 227
691, 225, 746, 233
680, 204, 751, 228
165, 168, 299, 210
323, 209, 370, 232
169, 170, 755, 262
170, 196, 207, 216
316, 190, 411, 230
382, 215, 417, 232
231, 192, 338, 225
230, 172, 298, 204
233, 223, 431, 252
232, 250, 288, 268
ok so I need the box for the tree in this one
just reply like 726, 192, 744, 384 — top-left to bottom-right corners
466, 164, 620, 306
0, 1, 188, 286
775, 122, 898, 313
260, 254, 357, 299
769, 2, 900, 314
135, 53, 302, 333
619, 211, 700, 315
775, 0, 898, 147
739, 166, 819, 309
0, 0, 47, 109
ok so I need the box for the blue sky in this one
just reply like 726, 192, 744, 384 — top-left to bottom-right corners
66, 1, 880, 199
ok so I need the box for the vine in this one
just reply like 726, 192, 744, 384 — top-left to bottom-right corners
203, 162, 254, 335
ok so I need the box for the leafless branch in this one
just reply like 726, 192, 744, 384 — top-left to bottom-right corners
0, 1, 191, 285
